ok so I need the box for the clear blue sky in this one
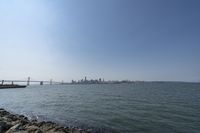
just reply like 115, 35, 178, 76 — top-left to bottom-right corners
0, 0, 200, 82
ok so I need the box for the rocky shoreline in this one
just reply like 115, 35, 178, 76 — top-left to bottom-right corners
0, 108, 89, 133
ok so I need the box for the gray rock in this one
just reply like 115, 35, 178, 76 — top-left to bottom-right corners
6, 123, 23, 133
6, 131, 28, 133
0, 108, 89, 133
0, 110, 10, 117
0, 121, 12, 132
25, 125, 39, 132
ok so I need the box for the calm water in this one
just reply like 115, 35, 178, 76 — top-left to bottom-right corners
0, 82, 200, 133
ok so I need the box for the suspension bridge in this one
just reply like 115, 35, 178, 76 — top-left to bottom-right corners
0, 77, 68, 86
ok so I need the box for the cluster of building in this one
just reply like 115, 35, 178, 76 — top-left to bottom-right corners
70, 77, 135, 84
71, 77, 105, 84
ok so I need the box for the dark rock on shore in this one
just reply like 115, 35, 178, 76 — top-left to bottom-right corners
0, 108, 89, 133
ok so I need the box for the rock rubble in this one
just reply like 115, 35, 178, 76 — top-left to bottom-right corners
0, 108, 89, 133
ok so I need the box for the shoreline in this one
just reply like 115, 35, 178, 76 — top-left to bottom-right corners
0, 108, 89, 133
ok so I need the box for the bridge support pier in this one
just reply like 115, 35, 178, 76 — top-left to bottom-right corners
27, 77, 30, 86
40, 81, 43, 85
1, 80, 4, 85
50, 79, 52, 85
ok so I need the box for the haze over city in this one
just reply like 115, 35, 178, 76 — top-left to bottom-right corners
0, 0, 200, 82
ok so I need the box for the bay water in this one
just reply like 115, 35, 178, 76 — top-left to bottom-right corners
0, 82, 200, 133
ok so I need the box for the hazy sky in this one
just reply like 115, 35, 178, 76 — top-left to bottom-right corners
0, 0, 200, 82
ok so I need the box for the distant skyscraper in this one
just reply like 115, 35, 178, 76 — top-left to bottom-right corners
85, 76, 87, 81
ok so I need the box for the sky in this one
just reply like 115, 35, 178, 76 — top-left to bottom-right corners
0, 0, 200, 82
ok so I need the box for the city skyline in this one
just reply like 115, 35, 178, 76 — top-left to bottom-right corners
1, 0, 200, 82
